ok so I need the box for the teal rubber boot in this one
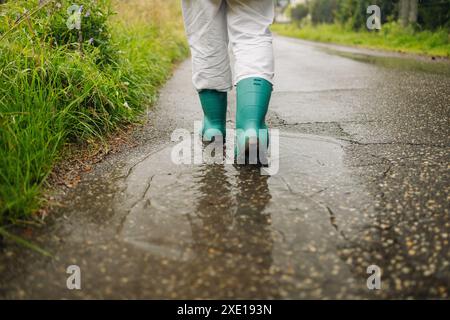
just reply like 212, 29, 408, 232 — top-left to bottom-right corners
235, 77, 273, 164
199, 90, 227, 142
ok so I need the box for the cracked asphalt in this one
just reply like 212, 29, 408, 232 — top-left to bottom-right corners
1, 36, 449, 299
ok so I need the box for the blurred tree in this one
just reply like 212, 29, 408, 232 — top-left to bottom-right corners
306, 0, 448, 31
335, 0, 398, 29
291, 3, 309, 22
310, 0, 337, 24
335, 0, 366, 29
417, 0, 450, 30
399, 0, 418, 26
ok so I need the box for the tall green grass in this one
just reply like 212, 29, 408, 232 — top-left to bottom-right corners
272, 22, 450, 58
0, 0, 188, 225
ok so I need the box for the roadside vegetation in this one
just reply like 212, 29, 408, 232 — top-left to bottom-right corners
273, 0, 450, 58
0, 0, 188, 226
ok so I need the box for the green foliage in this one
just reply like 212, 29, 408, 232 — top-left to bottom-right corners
47, 0, 115, 63
334, 0, 398, 29
417, 0, 450, 31
309, 0, 337, 24
0, 0, 116, 64
291, 3, 309, 22
304, 0, 449, 31
335, 0, 367, 29
272, 22, 450, 57
0, 0, 188, 224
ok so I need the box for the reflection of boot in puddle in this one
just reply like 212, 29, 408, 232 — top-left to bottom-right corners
188, 164, 274, 297
189, 164, 233, 256
234, 166, 273, 270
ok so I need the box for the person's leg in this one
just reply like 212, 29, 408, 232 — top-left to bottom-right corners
181, 0, 231, 141
226, 0, 274, 163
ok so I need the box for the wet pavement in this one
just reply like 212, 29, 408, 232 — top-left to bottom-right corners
1, 36, 449, 299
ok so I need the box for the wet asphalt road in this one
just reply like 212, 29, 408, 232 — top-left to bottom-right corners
1, 36, 449, 299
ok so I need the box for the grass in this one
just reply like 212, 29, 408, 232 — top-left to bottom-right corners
0, 0, 188, 226
272, 22, 450, 58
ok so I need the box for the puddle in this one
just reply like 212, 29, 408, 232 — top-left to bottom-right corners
114, 132, 375, 297
321, 48, 450, 77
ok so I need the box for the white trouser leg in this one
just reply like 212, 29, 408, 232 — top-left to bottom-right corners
226, 0, 275, 85
181, 0, 232, 92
